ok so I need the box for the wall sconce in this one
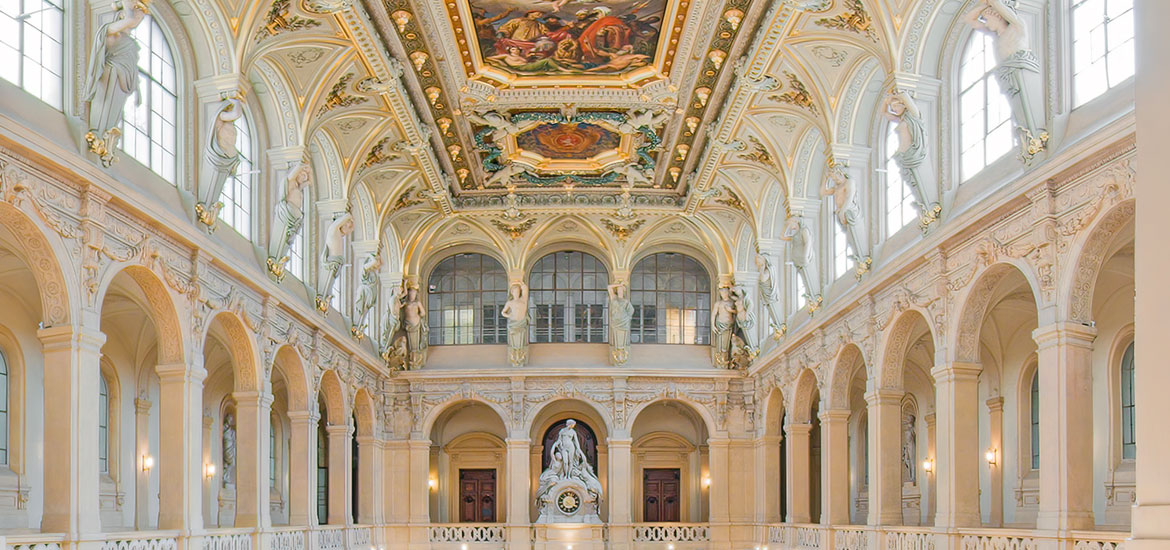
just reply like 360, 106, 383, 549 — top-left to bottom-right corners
922, 458, 934, 473
141, 454, 154, 473
460, 545, 467, 550
428, 478, 437, 491
204, 463, 216, 478
701, 475, 711, 488
668, 545, 675, 550
985, 448, 997, 466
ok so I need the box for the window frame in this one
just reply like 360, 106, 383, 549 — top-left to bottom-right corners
1070, 0, 1135, 107
217, 108, 256, 239
628, 252, 712, 345
119, 14, 179, 183
883, 122, 918, 237
0, 0, 65, 109
426, 253, 509, 346
528, 251, 610, 344
956, 30, 1014, 182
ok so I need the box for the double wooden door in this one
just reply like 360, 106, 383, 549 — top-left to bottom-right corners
458, 469, 497, 522
642, 468, 681, 522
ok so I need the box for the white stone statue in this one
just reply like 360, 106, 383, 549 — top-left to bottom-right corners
620, 108, 669, 134
731, 285, 758, 359
351, 252, 382, 336
822, 162, 867, 263
901, 412, 917, 484
222, 411, 236, 485
379, 284, 406, 362
535, 419, 603, 523
780, 215, 818, 299
614, 162, 652, 187
400, 285, 427, 369
315, 213, 354, 312
963, 0, 1046, 156
501, 281, 531, 367
754, 253, 784, 335
83, 0, 150, 166
883, 90, 938, 223
711, 286, 736, 368
196, 95, 244, 229
267, 162, 312, 279
607, 282, 634, 365
468, 110, 520, 144
485, 162, 526, 187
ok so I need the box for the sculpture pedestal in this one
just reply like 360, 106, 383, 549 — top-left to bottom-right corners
535, 479, 602, 524
532, 524, 607, 550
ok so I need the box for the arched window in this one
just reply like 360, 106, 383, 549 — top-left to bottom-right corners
351, 414, 358, 524
288, 198, 308, 280
530, 251, 608, 343
629, 253, 711, 345
1072, 0, 1134, 106
0, 350, 10, 465
1120, 341, 1135, 459
121, 16, 177, 183
269, 414, 277, 488
885, 124, 917, 236
316, 398, 329, 524
832, 222, 850, 280
1030, 371, 1040, 470
959, 32, 1013, 180
218, 112, 255, 238
427, 253, 508, 345
99, 375, 110, 474
0, 0, 64, 108
793, 266, 807, 311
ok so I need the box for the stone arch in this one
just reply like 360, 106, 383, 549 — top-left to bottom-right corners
0, 201, 73, 326
761, 386, 786, 437
421, 397, 510, 438
96, 264, 186, 365
528, 398, 612, 442
627, 397, 718, 439
352, 388, 377, 438
271, 344, 311, 413
789, 368, 822, 424
825, 343, 867, 411
949, 261, 1044, 364
204, 311, 262, 392
317, 369, 347, 426
523, 232, 615, 278
625, 242, 718, 285
876, 309, 936, 391
1062, 198, 1135, 323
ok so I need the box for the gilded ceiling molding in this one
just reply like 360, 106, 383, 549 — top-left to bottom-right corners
769, 71, 819, 115
814, 0, 878, 43
317, 73, 368, 116
256, 0, 322, 42
489, 217, 537, 240
599, 218, 646, 241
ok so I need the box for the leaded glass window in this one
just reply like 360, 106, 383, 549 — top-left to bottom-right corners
530, 251, 608, 343
1121, 341, 1135, 459
121, 16, 177, 183
1072, 0, 1134, 106
1030, 371, 1040, 470
959, 32, 1013, 180
629, 253, 710, 345
427, 253, 508, 345
0, 0, 63, 108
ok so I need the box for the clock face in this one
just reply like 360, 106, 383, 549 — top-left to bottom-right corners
557, 490, 581, 514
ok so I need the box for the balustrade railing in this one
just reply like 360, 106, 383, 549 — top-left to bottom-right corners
631, 523, 710, 542
269, 528, 306, 550
834, 527, 870, 550
427, 524, 507, 543
202, 530, 252, 550
881, 527, 935, 550
315, 526, 346, 550
346, 526, 372, 549
959, 530, 1037, 550
7, 534, 66, 550
99, 532, 180, 550
1070, 531, 1128, 550
795, 524, 827, 550
767, 524, 787, 544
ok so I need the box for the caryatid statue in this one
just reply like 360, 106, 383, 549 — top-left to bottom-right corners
500, 281, 531, 367
731, 285, 758, 361
400, 285, 427, 369
315, 212, 354, 313
754, 252, 784, 337
780, 214, 820, 306
351, 252, 382, 338
711, 286, 736, 369
83, 0, 150, 167
379, 284, 406, 363
195, 94, 245, 230
607, 282, 634, 365
963, 0, 1048, 160
822, 161, 870, 271
267, 162, 312, 280
883, 90, 940, 227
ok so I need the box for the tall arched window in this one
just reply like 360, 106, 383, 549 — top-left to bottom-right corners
530, 251, 608, 343
0, 350, 11, 465
99, 375, 110, 474
316, 398, 329, 523
1072, 0, 1134, 106
0, 0, 64, 108
629, 253, 710, 345
793, 266, 807, 311
885, 124, 917, 236
1120, 341, 1135, 459
1030, 371, 1040, 470
959, 32, 1013, 180
832, 222, 850, 280
350, 414, 358, 524
121, 16, 177, 183
288, 209, 307, 280
269, 414, 277, 488
427, 253, 508, 345
218, 112, 255, 238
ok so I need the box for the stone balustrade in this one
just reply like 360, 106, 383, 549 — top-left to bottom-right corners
631, 523, 710, 543
427, 524, 507, 544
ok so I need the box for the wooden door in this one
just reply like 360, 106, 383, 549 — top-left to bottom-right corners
643, 468, 681, 522
458, 469, 497, 522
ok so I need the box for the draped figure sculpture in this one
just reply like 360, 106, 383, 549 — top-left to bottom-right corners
379, 284, 406, 364
963, 0, 1048, 160
196, 95, 245, 229
400, 285, 427, 369
83, 0, 150, 167
754, 253, 785, 337
780, 214, 820, 310
535, 419, 602, 522
501, 282, 531, 367
711, 286, 737, 368
351, 252, 382, 337
607, 282, 634, 365
267, 162, 312, 280
883, 90, 940, 228
315, 213, 354, 313
822, 162, 870, 273
731, 285, 758, 366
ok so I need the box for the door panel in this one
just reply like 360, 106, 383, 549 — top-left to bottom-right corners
458, 469, 497, 522
643, 468, 681, 522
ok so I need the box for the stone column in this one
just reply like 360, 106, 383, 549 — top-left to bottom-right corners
784, 423, 811, 523
819, 410, 850, 525
607, 435, 632, 550
202, 413, 215, 526
233, 391, 273, 528
864, 389, 903, 525
356, 435, 379, 524
326, 423, 352, 525
38, 325, 105, 536
930, 362, 981, 528
1032, 322, 1096, 531
756, 434, 782, 524
707, 438, 731, 546
505, 436, 530, 550
134, 396, 154, 529
923, 412, 936, 525
407, 437, 431, 550
985, 397, 1004, 527
155, 361, 206, 532
287, 410, 317, 526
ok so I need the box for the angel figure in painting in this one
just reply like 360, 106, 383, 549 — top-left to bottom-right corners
83, 0, 150, 166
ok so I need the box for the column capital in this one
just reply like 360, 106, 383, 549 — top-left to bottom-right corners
232, 390, 275, 408
985, 396, 1005, 413
923, 412, 936, 427
287, 410, 319, 424
605, 437, 633, 448
1032, 321, 1097, 349
864, 388, 904, 405
504, 438, 531, 448
407, 437, 431, 449
930, 361, 982, 382
818, 409, 851, 423
784, 422, 812, 436
355, 434, 379, 446
325, 423, 353, 437
156, 362, 207, 384
193, 74, 248, 102
135, 397, 153, 414
37, 324, 105, 351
